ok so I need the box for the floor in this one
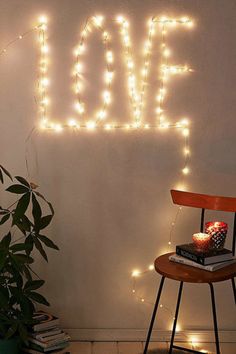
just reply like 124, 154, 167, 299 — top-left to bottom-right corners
68, 341, 236, 353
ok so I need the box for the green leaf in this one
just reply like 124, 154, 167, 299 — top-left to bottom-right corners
32, 193, 42, 223
0, 213, 10, 225
6, 184, 29, 194
15, 215, 31, 234
18, 322, 29, 342
10, 243, 30, 253
19, 296, 35, 319
24, 279, 45, 292
0, 165, 13, 181
0, 250, 8, 271
8, 268, 24, 288
32, 236, 48, 262
5, 323, 17, 339
13, 192, 31, 222
23, 265, 32, 281
35, 191, 54, 215
0, 232, 12, 248
0, 170, 3, 184
0, 286, 9, 308
0, 207, 10, 215
39, 215, 53, 230
38, 234, 59, 250
15, 176, 30, 187
28, 291, 50, 306
12, 254, 34, 264
25, 235, 34, 256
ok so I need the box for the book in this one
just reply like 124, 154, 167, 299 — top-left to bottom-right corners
23, 348, 69, 354
32, 312, 60, 332
176, 243, 233, 265
33, 328, 62, 340
169, 253, 236, 272
37, 332, 65, 343
24, 341, 69, 353
28, 335, 69, 349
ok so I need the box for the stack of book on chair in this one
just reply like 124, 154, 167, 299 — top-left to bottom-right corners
169, 243, 236, 272
23, 311, 70, 354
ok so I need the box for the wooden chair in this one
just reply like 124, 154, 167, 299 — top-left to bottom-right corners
143, 190, 236, 354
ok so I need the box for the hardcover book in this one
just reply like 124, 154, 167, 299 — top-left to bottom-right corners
176, 243, 233, 265
169, 253, 236, 272
32, 312, 60, 332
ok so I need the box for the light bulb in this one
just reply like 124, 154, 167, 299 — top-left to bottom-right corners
183, 128, 189, 137
39, 15, 47, 24
116, 15, 124, 23
41, 45, 49, 53
54, 124, 63, 132
182, 167, 190, 175
132, 270, 140, 277
68, 119, 77, 127
86, 121, 96, 130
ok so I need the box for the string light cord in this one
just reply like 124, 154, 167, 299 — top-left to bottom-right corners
0, 25, 44, 56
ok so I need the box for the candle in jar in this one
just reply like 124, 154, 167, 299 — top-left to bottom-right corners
192, 232, 211, 251
205, 221, 228, 250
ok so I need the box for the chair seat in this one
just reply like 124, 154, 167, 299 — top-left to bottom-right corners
155, 252, 236, 283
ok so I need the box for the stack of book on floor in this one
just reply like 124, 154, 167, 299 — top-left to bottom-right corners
169, 243, 236, 272
23, 311, 70, 354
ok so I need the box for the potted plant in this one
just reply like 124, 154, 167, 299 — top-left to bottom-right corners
0, 165, 58, 353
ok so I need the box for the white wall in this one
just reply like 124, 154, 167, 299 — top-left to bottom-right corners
0, 0, 236, 337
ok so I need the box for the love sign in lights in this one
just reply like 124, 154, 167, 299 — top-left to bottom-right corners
36, 14, 194, 176
0, 14, 194, 177
37, 15, 193, 132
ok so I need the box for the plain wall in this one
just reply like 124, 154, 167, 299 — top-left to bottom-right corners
0, 0, 236, 334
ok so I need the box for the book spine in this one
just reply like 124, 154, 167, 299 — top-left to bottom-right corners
176, 246, 205, 265
169, 255, 212, 271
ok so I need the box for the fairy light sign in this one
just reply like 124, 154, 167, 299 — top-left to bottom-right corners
37, 15, 193, 132
36, 14, 193, 178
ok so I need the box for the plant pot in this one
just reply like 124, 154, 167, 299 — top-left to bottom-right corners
0, 337, 20, 354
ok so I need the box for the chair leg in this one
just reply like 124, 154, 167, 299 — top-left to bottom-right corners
209, 283, 221, 354
169, 281, 183, 354
143, 276, 165, 354
231, 278, 236, 305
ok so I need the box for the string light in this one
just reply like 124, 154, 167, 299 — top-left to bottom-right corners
73, 15, 114, 125
116, 16, 157, 127
0, 14, 193, 149
38, 15, 50, 130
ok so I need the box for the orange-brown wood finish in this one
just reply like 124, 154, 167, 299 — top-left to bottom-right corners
155, 253, 236, 283
171, 190, 236, 212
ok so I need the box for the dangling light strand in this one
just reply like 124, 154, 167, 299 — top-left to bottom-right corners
0, 24, 44, 57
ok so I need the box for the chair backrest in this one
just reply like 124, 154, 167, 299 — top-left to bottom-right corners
171, 190, 236, 256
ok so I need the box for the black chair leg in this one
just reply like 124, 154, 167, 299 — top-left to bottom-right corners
143, 276, 165, 354
231, 278, 236, 304
209, 283, 221, 354
169, 281, 183, 354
